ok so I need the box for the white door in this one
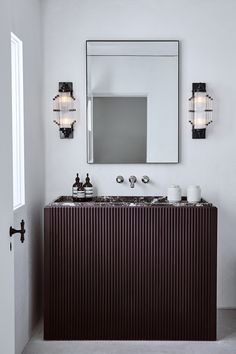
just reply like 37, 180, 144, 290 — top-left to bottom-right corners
0, 2, 20, 354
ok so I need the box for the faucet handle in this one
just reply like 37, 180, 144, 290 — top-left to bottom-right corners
116, 175, 124, 184
142, 175, 150, 184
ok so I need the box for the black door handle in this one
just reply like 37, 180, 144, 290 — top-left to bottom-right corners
9, 220, 25, 243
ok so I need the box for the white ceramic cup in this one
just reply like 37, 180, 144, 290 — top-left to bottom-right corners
187, 185, 201, 203
167, 185, 182, 203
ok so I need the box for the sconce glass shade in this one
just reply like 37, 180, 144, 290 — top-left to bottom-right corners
53, 82, 76, 138
189, 83, 213, 139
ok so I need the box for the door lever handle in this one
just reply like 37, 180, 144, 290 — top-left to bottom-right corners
9, 220, 25, 243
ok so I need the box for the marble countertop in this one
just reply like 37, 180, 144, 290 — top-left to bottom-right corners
46, 196, 213, 208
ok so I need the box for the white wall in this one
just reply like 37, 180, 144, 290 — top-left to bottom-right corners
42, 0, 236, 308
11, 0, 44, 353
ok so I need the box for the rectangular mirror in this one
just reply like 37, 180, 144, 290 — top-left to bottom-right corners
86, 40, 179, 164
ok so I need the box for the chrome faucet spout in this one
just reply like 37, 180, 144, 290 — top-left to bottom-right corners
129, 175, 137, 188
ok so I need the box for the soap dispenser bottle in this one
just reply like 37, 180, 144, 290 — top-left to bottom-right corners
72, 173, 80, 197
77, 182, 85, 201
83, 173, 93, 200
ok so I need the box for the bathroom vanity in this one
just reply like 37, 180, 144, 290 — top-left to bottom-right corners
44, 196, 217, 341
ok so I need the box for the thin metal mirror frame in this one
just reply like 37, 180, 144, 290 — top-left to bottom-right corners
86, 40, 179, 164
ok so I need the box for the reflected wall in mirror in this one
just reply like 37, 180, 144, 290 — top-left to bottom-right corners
86, 40, 179, 164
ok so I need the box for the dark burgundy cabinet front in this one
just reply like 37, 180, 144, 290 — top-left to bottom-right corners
44, 204, 217, 341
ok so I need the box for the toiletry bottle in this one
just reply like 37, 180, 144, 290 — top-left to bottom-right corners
72, 173, 80, 197
77, 182, 85, 201
83, 173, 93, 200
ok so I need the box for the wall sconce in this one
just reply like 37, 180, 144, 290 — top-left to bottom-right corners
189, 82, 213, 139
53, 82, 76, 139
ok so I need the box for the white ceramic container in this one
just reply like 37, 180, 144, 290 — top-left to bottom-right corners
187, 185, 201, 203
167, 185, 182, 203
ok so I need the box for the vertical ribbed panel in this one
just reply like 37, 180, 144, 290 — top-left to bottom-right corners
44, 205, 217, 340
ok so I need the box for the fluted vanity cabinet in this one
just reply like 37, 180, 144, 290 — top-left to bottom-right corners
44, 197, 217, 341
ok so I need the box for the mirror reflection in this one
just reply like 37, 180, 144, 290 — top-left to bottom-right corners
86, 41, 179, 164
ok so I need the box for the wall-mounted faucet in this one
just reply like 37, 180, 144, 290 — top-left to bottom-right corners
129, 175, 137, 188
116, 175, 150, 188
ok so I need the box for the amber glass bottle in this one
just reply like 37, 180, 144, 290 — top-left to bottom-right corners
72, 173, 80, 197
83, 173, 93, 200
77, 182, 85, 201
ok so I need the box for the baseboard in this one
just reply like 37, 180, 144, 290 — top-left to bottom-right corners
217, 307, 236, 310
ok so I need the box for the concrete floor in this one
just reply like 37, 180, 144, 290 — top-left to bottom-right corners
23, 310, 236, 354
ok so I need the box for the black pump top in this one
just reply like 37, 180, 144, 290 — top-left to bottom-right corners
73, 173, 80, 187
84, 173, 92, 187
